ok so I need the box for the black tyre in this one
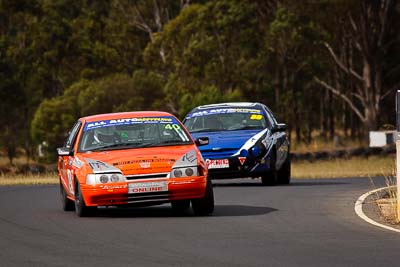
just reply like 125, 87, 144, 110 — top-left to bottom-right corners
261, 150, 277, 186
74, 180, 96, 217
277, 155, 291, 184
60, 179, 74, 211
171, 200, 190, 214
191, 181, 214, 216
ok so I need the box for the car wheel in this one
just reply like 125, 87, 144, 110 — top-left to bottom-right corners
60, 179, 75, 211
74, 180, 95, 217
191, 180, 214, 216
171, 200, 190, 214
277, 155, 291, 184
261, 150, 277, 186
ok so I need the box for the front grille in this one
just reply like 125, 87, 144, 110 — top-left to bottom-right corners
201, 148, 238, 159
126, 191, 170, 203
126, 173, 168, 180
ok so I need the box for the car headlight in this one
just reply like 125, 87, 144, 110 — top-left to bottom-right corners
86, 173, 126, 185
250, 139, 270, 159
170, 167, 198, 178
250, 145, 263, 157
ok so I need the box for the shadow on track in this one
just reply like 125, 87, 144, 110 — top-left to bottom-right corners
213, 205, 277, 217
213, 180, 349, 187
88, 204, 276, 218
288, 181, 349, 186
213, 182, 263, 187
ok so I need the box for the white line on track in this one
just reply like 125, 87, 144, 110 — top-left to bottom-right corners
355, 186, 400, 233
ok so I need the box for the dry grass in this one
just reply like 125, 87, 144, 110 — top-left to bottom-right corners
292, 155, 395, 179
289, 129, 368, 153
0, 155, 395, 185
0, 173, 58, 186
370, 169, 399, 223
0, 157, 32, 166
292, 140, 365, 153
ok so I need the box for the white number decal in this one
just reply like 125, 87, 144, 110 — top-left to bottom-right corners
67, 169, 74, 195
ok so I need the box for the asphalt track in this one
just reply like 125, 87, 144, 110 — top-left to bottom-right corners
0, 177, 399, 267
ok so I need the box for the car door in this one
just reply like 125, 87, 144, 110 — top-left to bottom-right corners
264, 108, 289, 168
58, 121, 82, 195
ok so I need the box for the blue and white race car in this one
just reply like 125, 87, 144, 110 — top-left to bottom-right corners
183, 102, 290, 185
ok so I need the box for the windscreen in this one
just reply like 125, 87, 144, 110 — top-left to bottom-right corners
184, 108, 268, 133
79, 116, 191, 152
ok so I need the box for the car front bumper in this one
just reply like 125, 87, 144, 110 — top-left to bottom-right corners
207, 156, 271, 179
80, 177, 207, 207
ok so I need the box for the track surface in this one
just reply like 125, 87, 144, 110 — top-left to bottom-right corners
0, 178, 399, 267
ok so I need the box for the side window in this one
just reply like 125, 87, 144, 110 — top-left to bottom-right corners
65, 121, 82, 149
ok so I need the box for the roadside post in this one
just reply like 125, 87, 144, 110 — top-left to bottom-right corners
397, 90, 400, 221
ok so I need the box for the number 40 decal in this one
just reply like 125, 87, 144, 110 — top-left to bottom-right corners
164, 124, 181, 130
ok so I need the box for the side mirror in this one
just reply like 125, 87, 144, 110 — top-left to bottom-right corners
195, 137, 209, 146
272, 123, 287, 133
57, 147, 73, 156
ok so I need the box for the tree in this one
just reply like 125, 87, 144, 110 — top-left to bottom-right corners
257, 2, 328, 143
314, 0, 399, 133
113, 0, 192, 63
31, 72, 164, 161
145, 0, 261, 116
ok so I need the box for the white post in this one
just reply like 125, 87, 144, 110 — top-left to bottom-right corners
397, 90, 400, 221
397, 140, 400, 221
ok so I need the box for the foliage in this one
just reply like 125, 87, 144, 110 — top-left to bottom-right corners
31, 72, 164, 161
145, 0, 261, 115
0, 0, 398, 163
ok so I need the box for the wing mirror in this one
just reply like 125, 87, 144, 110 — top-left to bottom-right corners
195, 137, 209, 146
57, 147, 73, 156
272, 123, 287, 133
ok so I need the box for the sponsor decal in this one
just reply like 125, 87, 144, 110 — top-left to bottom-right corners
206, 159, 229, 169
85, 158, 121, 173
113, 158, 175, 166
128, 181, 168, 194
182, 150, 196, 163
84, 116, 176, 131
72, 157, 83, 168
139, 161, 151, 168
238, 157, 246, 165
188, 108, 262, 118
67, 169, 74, 195
171, 149, 198, 169
99, 184, 127, 190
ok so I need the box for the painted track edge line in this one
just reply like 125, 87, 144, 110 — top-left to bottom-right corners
354, 186, 400, 233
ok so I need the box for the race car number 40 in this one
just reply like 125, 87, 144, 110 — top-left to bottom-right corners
128, 181, 168, 194
206, 159, 229, 169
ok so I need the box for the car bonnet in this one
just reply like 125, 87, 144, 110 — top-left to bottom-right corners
191, 129, 262, 152
77, 145, 199, 176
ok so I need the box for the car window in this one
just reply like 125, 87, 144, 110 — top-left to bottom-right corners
65, 121, 82, 149
184, 108, 268, 132
78, 116, 192, 152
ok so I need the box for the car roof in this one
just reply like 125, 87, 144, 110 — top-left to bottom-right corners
81, 111, 174, 123
191, 102, 264, 111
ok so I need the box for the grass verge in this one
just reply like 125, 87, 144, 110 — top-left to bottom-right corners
292, 155, 394, 179
0, 155, 395, 185
0, 173, 58, 186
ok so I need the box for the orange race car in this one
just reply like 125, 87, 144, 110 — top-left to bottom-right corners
57, 111, 214, 217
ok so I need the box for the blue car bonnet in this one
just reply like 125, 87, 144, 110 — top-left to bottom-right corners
191, 129, 262, 159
